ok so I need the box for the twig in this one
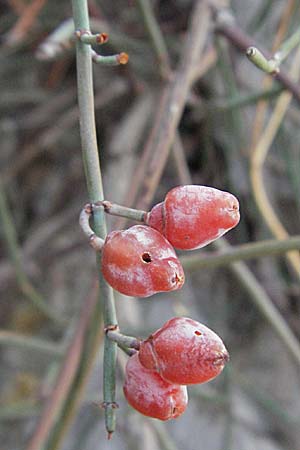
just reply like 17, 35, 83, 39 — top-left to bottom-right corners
180, 235, 300, 270
246, 27, 300, 74
106, 329, 140, 350
116, 0, 211, 221
5, 0, 46, 45
212, 239, 300, 368
250, 0, 296, 147
25, 281, 98, 450
0, 330, 64, 357
214, 12, 300, 104
0, 180, 65, 325
250, 46, 300, 278
136, 0, 171, 79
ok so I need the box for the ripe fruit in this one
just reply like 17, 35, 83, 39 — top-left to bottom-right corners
123, 353, 188, 420
145, 185, 240, 250
138, 317, 229, 385
101, 225, 185, 297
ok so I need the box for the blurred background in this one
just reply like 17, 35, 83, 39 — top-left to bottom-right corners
1, 0, 300, 449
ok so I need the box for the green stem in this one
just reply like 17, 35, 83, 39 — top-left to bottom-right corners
71, 0, 117, 436
97, 200, 147, 222
91, 49, 128, 66
77, 30, 108, 45
274, 27, 300, 64
0, 330, 64, 357
181, 235, 300, 270
106, 330, 140, 349
213, 85, 283, 112
246, 46, 279, 74
136, 0, 171, 78
0, 181, 65, 325
246, 27, 300, 74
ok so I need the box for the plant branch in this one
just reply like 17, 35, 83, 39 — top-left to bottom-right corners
116, 0, 211, 221
246, 27, 300, 74
180, 235, 300, 270
0, 330, 64, 357
71, 0, 118, 437
25, 281, 98, 450
214, 11, 300, 104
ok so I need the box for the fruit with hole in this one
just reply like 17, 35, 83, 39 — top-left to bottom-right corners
101, 225, 184, 297
139, 317, 229, 385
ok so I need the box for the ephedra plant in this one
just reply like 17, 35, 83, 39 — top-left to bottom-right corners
23, 1, 300, 448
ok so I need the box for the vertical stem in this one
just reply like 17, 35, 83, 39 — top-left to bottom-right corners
71, 0, 117, 436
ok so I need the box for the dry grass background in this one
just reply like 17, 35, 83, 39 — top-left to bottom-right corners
1, 0, 300, 449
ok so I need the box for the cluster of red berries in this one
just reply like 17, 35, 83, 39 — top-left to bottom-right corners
123, 317, 229, 420
102, 185, 240, 297
99, 185, 239, 420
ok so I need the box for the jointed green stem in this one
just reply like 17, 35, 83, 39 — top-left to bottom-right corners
71, 0, 117, 436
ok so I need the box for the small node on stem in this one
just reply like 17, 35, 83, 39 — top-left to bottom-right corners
117, 52, 129, 65
100, 401, 119, 410
75, 29, 109, 46
79, 203, 105, 251
91, 49, 129, 66
246, 46, 279, 75
104, 324, 119, 333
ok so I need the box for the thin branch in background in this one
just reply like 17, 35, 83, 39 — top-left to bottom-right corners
250, 46, 300, 278
0, 330, 64, 358
180, 235, 300, 270
25, 280, 98, 450
35, 18, 75, 60
0, 180, 65, 325
136, 0, 171, 79
214, 8, 300, 104
7, 0, 26, 15
4, 0, 47, 45
115, 0, 211, 227
249, 0, 296, 147
211, 239, 300, 369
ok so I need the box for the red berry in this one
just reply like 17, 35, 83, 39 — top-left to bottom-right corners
123, 353, 188, 420
138, 317, 229, 385
146, 185, 240, 250
101, 225, 185, 297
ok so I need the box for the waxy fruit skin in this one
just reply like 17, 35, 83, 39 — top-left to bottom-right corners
146, 185, 240, 250
139, 317, 229, 385
123, 353, 188, 420
101, 225, 185, 297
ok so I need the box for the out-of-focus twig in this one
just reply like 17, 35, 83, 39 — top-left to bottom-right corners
250, 46, 300, 278
116, 0, 211, 223
181, 235, 300, 270
0, 180, 65, 325
5, 0, 47, 46
250, 0, 296, 147
214, 9, 300, 104
25, 281, 98, 450
0, 330, 64, 357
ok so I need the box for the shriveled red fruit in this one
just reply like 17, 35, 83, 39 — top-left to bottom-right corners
138, 317, 229, 385
123, 353, 188, 420
101, 225, 184, 297
145, 185, 240, 250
